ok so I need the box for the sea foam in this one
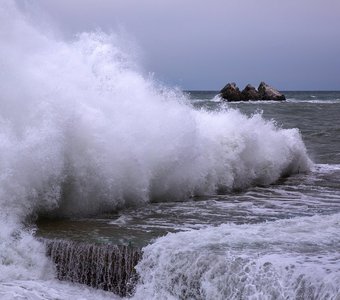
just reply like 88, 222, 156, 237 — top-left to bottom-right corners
134, 213, 340, 299
0, 0, 312, 296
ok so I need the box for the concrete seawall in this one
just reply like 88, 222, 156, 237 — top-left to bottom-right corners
44, 239, 142, 297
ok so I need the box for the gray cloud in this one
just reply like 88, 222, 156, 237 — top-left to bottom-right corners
18, 0, 340, 90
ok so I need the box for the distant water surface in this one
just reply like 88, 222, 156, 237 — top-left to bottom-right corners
187, 90, 340, 164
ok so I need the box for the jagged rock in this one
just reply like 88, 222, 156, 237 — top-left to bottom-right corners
220, 82, 285, 101
220, 82, 242, 101
258, 82, 286, 101
241, 84, 260, 100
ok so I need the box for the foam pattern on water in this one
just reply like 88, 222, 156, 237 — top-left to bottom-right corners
134, 213, 340, 300
0, 280, 119, 300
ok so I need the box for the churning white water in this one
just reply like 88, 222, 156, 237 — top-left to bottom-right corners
0, 1, 315, 299
134, 213, 340, 299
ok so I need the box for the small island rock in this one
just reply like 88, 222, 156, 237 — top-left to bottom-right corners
258, 82, 286, 101
220, 82, 242, 101
241, 84, 260, 100
220, 82, 285, 101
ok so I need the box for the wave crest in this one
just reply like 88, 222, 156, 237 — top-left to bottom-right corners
0, 1, 312, 220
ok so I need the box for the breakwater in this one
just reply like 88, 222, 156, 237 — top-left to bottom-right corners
45, 239, 142, 297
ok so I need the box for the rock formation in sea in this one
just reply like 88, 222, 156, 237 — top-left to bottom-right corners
220, 82, 243, 101
241, 84, 261, 100
258, 81, 286, 101
220, 82, 285, 101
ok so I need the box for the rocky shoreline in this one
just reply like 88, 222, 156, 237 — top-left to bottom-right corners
220, 82, 286, 101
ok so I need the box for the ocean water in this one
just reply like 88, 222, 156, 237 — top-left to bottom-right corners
0, 1, 339, 299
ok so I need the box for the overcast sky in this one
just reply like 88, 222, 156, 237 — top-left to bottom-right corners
18, 0, 340, 90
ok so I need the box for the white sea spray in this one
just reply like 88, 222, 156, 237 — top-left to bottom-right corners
0, 0, 313, 298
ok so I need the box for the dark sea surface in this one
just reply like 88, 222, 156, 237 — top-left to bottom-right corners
35, 91, 340, 299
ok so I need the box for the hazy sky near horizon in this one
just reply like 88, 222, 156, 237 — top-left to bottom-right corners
19, 0, 340, 90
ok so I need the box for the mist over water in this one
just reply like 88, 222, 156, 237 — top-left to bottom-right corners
0, 1, 322, 299
0, 1, 311, 220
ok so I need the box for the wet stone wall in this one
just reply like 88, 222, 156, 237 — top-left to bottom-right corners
45, 239, 142, 297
